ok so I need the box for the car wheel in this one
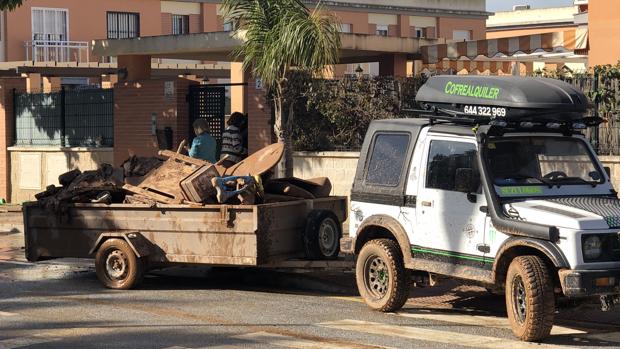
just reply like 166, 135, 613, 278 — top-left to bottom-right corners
95, 238, 145, 290
356, 239, 409, 312
505, 255, 555, 342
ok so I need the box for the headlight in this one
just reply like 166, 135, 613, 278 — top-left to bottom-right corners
583, 235, 603, 260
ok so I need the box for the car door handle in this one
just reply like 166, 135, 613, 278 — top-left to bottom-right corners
421, 201, 433, 207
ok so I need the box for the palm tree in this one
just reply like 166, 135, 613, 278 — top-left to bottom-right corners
221, 0, 341, 177
0, 0, 22, 10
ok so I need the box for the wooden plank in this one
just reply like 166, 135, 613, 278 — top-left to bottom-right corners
122, 184, 181, 204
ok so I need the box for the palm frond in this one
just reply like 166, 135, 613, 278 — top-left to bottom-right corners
221, 0, 341, 89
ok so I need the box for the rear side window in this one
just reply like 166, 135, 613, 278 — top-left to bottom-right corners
365, 133, 410, 186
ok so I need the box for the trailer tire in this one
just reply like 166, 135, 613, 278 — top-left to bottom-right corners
303, 210, 341, 260
95, 238, 145, 290
356, 239, 409, 312
505, 255, 555, 342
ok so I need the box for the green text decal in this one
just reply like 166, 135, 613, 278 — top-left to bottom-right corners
444, 81, 500, 100
499, 186, 543, 196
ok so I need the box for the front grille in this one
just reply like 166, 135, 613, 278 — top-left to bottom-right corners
582, 233, 620, 262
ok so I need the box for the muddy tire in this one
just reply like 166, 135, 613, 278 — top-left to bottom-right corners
303, 210, 342, 260
356, 239, 409, 312
505, 255, 555, 342
95, 238, 145, 290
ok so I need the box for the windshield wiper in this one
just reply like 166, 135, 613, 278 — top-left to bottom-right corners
547, 177, 599, 187
499, 174, 554, 187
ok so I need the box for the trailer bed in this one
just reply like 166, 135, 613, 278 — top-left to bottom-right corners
24, 197, 348, 268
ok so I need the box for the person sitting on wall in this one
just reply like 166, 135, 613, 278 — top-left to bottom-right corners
220, 112, 248, 168
188, 119, 217, 163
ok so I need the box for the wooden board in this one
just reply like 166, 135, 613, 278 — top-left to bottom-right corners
224, 143, 284, 176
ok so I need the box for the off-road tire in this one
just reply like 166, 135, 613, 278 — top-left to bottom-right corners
95, 238, 145, 290
356, 239, 410, 312
505, 255, 555, 342
303, 210, 342, 260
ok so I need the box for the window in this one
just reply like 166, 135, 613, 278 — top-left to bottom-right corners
412, 27, 424, 38
107, 12, 140, 39
172, 14, 189, 35
452, 29, 471, 41
223, 21, 234, 32
376, 24, 388, 36
340, 23, 352, 33
365, 133, 410, 186
426, 140, 478, 191
32, 8, 68, 41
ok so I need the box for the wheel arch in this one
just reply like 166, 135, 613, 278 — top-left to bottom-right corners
89, 231, 152, 258
354, 215, 413, 268
492, 237, 569, 287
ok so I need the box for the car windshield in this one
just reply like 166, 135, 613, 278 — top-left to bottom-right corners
486, 136, 603, 186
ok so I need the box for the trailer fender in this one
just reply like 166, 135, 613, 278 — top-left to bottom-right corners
89, 231, 152, 258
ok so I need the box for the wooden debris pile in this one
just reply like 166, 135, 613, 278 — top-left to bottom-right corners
35, 164, 125, 212
36, 143, 333, 209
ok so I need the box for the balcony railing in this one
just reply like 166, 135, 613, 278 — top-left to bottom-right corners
25, 40, 89, 63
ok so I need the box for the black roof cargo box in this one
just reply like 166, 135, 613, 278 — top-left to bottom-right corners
415, 76, 589, 120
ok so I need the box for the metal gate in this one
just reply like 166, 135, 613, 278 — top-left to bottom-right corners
14, 88, 114, 147
187, 85, 226, 151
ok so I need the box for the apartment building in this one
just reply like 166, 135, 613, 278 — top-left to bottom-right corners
0, 0, 487, 75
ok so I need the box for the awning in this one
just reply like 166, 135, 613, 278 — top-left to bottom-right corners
421, 28, 588, 64
422, 61, 513, 74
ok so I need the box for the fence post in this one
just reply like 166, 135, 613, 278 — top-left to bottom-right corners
12, 88, 16, 146
593, 72, 600, 153
60, 86, 66, 147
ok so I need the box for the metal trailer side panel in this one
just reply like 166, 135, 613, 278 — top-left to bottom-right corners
24, 203, 259, 265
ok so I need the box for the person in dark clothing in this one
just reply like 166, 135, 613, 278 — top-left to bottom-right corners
220, 112, 247, 168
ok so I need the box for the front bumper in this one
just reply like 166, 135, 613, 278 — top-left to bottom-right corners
559, 269, 620, 297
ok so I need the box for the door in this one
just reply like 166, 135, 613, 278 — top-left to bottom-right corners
414, 136, 488, 265
188, 85, 226, 155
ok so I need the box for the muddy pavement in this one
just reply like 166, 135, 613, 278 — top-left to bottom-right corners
1, 230, 620, 349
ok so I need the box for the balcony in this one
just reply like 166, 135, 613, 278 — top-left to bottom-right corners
25, 40, 89, 63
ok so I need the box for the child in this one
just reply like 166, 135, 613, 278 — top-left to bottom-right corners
188, 119, 217, 163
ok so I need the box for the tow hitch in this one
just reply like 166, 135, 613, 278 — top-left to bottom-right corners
600, 295, 620, 311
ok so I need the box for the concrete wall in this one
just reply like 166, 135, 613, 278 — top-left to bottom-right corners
292, 152, 359, 197
5, 0, 162, 62
8, 147, 113, 203
599, 156, 620, 190
0, 78, 26, 202
589, 1, 620, 66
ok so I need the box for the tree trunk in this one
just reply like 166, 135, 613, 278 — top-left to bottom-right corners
283, 104, 294, 177
273, 88, 287, 178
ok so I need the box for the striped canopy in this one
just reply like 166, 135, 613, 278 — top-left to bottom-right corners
421, 29, 588, 64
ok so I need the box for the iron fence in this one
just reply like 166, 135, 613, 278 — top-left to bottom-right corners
14, 88, 114, 147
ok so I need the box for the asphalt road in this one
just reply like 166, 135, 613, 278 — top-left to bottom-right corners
2, 230, 620, 349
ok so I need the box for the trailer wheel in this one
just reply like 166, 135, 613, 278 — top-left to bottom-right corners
356, 239, 409, 312
95, 239, 145, 290
303, 210, 342, 260
505, 256, 555, 342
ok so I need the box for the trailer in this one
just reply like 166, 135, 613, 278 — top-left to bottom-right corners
23, 197, 349, 289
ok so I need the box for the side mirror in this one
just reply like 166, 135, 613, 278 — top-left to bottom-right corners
455, 168, 479, 193
604, 166, 611, 178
